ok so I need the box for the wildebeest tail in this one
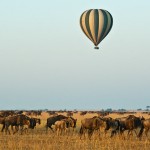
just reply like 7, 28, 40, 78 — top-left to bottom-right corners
138, 124, 144, 138
45, 122, 49, 133
80, 125, 83, 134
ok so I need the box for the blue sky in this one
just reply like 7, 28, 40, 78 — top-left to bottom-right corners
0, 1, 150, 110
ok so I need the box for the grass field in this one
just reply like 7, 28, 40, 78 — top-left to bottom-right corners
0, 112, 150, 150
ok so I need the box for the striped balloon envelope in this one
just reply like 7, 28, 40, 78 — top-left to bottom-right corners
80, 9, 113, 49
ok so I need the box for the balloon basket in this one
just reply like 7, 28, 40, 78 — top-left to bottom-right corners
94, 47, 99, 50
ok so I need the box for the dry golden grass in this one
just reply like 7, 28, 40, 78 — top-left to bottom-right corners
0, 112, 150, 150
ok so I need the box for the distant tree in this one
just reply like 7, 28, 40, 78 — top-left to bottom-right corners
118, 109, 126, 112
146, 106, 150, 109
137, 108, 142, 111
106, 108, 112, 112
101, 109, 104, 112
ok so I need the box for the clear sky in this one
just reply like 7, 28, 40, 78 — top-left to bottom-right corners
0, 0, 150, 110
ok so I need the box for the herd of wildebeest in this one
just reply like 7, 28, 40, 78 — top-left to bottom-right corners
0, 110, 150, 140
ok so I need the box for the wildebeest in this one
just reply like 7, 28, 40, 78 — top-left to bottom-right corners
68, 117, 77, 129
28, 118, 36, 129
47, 111, 58, 116
24, 110, 41, 116
54, 118, 71, 135
54, 117, 77, 136
29, 118, 41, 129
115, 115, 144, 139
19, 117, 40, 134
66, 111, 73, 117
4, 114, 30, 134
138, 118, 150, 139
80, 111, 87, 116
46, 115, 68, 132
4, 114, 36, 134
102, 117, 120, 138
64, 117, 77, 135
46, 115, 76, 133
14, 110, 23, 115
0, 116, 5, 132
97, 112, 109, 117
80, 116, 106, 140
33, 118, 41, 125
0, 110, 14, 117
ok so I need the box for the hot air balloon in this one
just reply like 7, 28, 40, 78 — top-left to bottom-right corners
80, 9, 113, 49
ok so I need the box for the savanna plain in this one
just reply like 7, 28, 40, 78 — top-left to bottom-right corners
0, 111, 150, 150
